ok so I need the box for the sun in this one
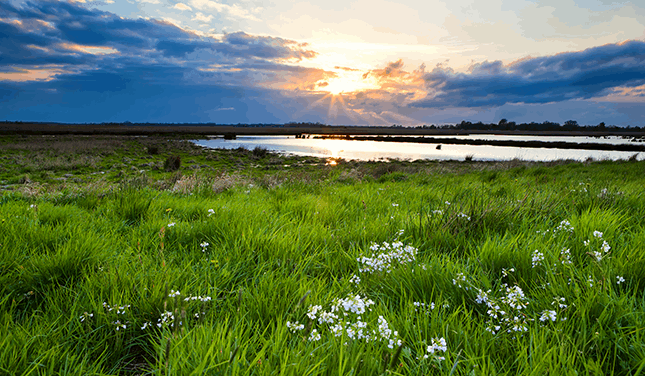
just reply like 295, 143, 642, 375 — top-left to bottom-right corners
319, 71, 378, 95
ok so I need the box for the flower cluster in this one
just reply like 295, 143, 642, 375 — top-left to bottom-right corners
556, 220, 574, 233
156, 311, 180, 328
537, 219, 574, 237
289, 294, 402, 348
560, 248, 573, 265
531, 250, 544, 268
426, 337, 448, 361
413, 301, 435, 314
472, 283, 530, 335
286, 321, 305, 332
93, 289, 213, 332
357, 241, 417, 274
538, 310, 557, 322
597, 188, 623, 199
452, 272, 467, 289
584, 231, 611, 262
103, 302, 130, 315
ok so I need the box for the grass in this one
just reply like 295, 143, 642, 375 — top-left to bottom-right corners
1, 135, 645, 375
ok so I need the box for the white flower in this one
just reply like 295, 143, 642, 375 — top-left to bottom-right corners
207, 209, 215, 216
552, 297, 567, 309
167, 222, 176, 227
427, 337, 447, 354
593, 231, 603, 238
317, 311, 338, 324
501, 268, 515, 277
307, 305, 322, 320
616, 276, 625, 285
79, 312, 93, 322
531, 250, 544, 268
560, 248, 572, 265
392, 203, 399, 207
539, 310, 557, 322
502, 286, 528, 310
556, 220, 574, 233
168, 290, 181, 298
309, 329, 321, 341
452, 272, 467, 288
601, 241, 611, 253
286, 321, 304, 332
358, 241, 417, 274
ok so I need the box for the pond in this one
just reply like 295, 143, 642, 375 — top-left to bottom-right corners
193, 135, 644, 162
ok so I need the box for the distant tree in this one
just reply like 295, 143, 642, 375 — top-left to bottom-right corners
563, 120, 578, 129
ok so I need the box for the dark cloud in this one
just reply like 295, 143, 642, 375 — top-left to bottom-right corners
0, 0, 317, 67
219, 32, 316, 60
412, 40, 645, 109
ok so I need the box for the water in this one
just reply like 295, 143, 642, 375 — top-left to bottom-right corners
192, 135, 644, 162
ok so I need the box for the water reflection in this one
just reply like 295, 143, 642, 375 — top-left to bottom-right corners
193, 136, 643, 162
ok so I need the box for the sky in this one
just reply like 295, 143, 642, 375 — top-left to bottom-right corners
1, 0, 644, 126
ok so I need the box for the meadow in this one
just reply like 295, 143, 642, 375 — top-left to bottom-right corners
1, 135, 645, 375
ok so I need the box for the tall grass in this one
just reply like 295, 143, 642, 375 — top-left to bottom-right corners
1, 158, 645, 374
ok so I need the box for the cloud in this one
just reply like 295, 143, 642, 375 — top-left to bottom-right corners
192, 12, 213, 23
334, 66, 360, 72
173, 3, 192, 11
0, 0, 327, 123
0, 1, 317, 69
189, 0, 260, 22
411, 40, 645, 109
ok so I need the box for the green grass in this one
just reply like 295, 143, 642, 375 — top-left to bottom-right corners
1, 135, 645, 374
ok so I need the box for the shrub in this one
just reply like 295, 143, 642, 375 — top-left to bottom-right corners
164, 155, 181, 171
252, 146, 268, 158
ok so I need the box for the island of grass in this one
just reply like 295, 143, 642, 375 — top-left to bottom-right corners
1, 134, 644, 375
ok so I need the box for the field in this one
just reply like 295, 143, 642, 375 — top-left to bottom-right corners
2, 135, 645, 375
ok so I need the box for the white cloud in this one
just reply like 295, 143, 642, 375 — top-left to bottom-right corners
192, 12, 213, 23
138, 0, 161, 3
190, 0, 260, 21
173, 3, 192, 11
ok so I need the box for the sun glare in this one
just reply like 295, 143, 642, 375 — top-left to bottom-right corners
321, 71, 378, 95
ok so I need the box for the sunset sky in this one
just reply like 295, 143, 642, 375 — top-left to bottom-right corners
1, 0, 644, 126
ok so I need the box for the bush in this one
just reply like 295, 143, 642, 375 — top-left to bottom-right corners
252, 146, 268, 158
164, 155, 181, 171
